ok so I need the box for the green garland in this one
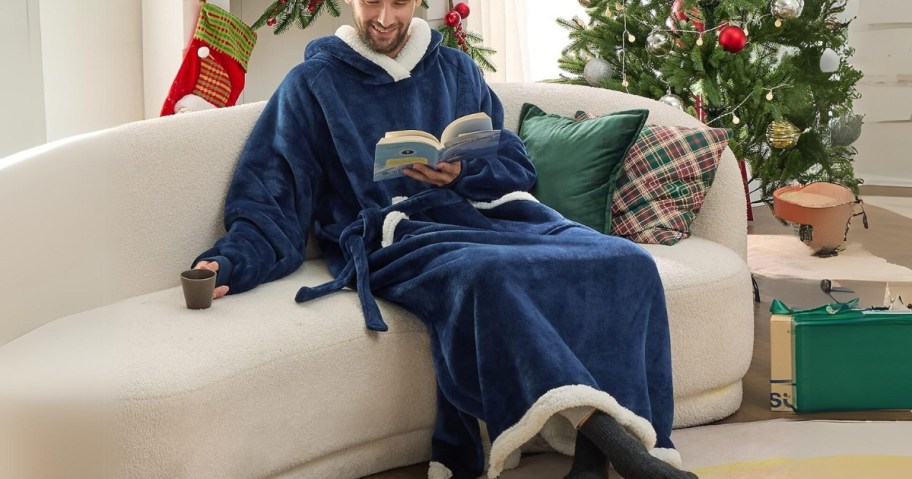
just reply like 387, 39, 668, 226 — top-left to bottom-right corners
253, 0, 430, 34
252, 0, 495, 73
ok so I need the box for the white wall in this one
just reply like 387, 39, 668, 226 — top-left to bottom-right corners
0, 0, 46, 158
39, 0, 144, 142
847, 0, 912, 187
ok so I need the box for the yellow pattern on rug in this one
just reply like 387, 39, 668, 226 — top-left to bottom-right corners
694, 455, 912, 479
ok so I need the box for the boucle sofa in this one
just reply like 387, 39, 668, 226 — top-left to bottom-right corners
0, 82, 753, 479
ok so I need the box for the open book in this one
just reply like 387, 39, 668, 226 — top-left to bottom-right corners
373, 112, 501, 181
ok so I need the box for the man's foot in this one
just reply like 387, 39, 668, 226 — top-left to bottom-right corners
563, 432, 607, 479
578, 411, 698, 479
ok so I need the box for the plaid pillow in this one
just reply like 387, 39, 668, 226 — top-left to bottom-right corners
577, 111, 731, 245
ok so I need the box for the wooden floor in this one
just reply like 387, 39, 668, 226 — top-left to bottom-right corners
366, 200, 912, 478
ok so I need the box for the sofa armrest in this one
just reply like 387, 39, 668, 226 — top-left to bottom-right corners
0, 103, 267, 344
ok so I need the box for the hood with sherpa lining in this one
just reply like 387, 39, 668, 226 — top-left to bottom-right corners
304, 17, 438, 84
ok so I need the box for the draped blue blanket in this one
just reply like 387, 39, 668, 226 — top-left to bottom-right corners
296, 188, 675, 478
194, 20, 678, 477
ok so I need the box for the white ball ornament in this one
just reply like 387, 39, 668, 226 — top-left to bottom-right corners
583, 58, 614, 86
197, 46, 211, 59
820, 48, 840, 73
659, 93, 685, 110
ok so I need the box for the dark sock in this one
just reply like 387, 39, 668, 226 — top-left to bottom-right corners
563, 432, 608, 479
578, 411, 698, 479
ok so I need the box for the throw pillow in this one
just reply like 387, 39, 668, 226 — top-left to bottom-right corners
518, 103, 648, 233
577, 111, 731, 245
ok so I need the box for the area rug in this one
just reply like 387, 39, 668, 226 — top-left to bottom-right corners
673, 419, 912, 479
863, 196, 912, 221
747, 234, 912, 282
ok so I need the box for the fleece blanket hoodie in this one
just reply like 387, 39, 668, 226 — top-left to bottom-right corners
195, 18, 677, 478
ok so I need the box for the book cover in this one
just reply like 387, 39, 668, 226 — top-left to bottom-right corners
373, 112, 501, 181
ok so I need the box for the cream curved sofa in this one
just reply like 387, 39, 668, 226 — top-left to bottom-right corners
0, 82, 753, 479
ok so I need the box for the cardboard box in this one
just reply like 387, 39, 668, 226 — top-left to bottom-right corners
770, 299, 912, 413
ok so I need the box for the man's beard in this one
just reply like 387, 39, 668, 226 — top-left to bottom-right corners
357, 21, 409, 55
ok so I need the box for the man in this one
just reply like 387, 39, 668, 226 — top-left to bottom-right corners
193, 1, 696, 478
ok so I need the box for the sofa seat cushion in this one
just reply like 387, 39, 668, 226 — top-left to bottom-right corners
0, 261, 437, 479
640, 237, 754, 420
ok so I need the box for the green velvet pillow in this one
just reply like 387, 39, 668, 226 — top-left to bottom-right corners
517, 103, 648, 233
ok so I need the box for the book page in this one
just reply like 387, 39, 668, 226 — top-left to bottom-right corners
440, 130, 501, 163
384, 129, 440, 143
440, 112, 493, 145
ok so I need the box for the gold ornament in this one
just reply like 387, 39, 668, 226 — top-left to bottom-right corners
766, 120, 801, 149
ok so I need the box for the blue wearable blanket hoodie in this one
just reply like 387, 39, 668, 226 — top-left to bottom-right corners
194, 18, 678, 478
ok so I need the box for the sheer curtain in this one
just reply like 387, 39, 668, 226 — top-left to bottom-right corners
464, 1, 587, 82
465, 0, 529, 82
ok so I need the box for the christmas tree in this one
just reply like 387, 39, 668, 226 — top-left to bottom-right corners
557, 0, 863, 205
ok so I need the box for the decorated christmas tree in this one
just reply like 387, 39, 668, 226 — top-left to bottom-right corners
252, 0, 495, 72
557, 0, 864, 205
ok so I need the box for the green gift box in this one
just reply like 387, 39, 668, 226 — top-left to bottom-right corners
770, 299, 912, 413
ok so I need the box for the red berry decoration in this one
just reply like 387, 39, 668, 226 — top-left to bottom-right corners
308, 4, 316, 12
454, 2, 470, 19
718, 24, 747, 53
445, 11, 460, 27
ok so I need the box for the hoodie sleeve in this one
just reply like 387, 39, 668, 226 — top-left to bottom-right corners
445, 66, 536, 201
193, 66, 325, 294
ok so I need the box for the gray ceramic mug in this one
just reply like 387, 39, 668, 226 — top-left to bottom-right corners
180, 269, 216, 309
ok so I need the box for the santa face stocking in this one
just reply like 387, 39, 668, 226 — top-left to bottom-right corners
160, 3, 256, 115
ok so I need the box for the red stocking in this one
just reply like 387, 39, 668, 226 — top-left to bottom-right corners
161, 3, 257, 116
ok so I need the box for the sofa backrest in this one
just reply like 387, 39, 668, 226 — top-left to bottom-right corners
0, 83, 744, 344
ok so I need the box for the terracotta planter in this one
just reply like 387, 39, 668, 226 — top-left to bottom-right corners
773, 182, 858, 255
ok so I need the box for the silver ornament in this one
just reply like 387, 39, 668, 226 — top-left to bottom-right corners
659, 93, 685, 110
578, 0, 592, 7
772, 0, 804, 20
583, 58, 614, 86
829, 114, 863, 146
646, 28, 674, 56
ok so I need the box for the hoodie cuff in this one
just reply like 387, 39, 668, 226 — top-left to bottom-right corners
193, 255, 234, 288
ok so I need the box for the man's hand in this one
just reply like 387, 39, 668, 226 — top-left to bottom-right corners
195, 261, 230, 299
402, 161, 462, 187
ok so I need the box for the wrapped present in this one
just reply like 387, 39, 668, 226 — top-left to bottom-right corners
770, 298, 912, 412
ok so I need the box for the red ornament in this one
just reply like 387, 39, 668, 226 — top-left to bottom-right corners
445, 11, 461, 27
454, 2, 470, 19
718, 24, 747, 53
308, 4, 316, 12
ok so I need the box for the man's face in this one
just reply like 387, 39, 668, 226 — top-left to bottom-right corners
347, 0, 420, 58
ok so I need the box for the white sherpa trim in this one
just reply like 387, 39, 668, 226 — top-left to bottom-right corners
427, 461, 453, 479
391, 195, 409, 205
335, 18, 431, 82
651, 447, 684, 469
486, 384, 658, 478
174, 94, 217, 114
381, 211, 409, 248
469, 191, 540, 210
